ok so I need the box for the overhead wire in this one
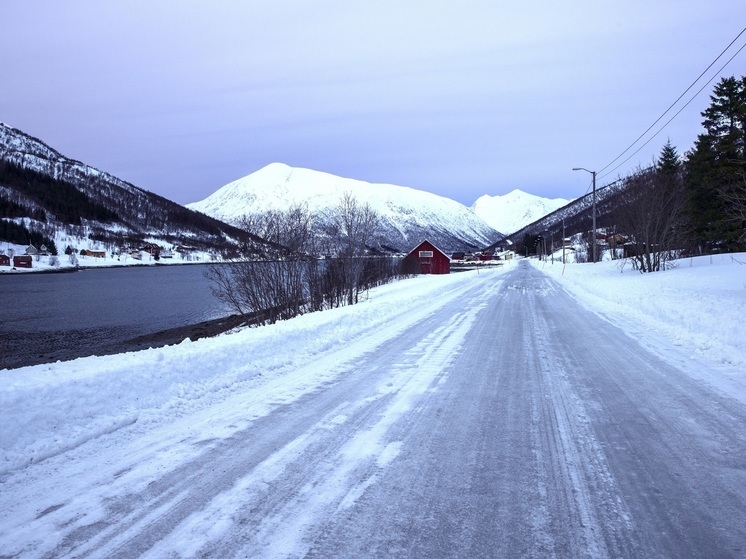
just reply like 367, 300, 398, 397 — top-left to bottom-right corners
599, 40, 746, 180
594, 26, 746, 182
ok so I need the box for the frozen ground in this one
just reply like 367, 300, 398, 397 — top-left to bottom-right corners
1, 255, 745, 557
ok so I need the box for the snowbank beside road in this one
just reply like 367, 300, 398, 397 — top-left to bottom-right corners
531, 253, 746, 369
3, 253, 744, 479
0, 267, 507, 476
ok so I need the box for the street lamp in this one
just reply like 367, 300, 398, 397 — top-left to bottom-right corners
572, 167, 597, 263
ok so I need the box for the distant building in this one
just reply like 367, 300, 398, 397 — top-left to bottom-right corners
402, 240, 450, 275
140, 242, 161, 256
0, 254, 10, 266
81, 250, 106, 258
13, 255, 33, 268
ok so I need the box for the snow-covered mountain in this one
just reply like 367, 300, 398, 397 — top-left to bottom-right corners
0, 122, 256, 255
188, 163, 502, 252
471, 189, 570, 235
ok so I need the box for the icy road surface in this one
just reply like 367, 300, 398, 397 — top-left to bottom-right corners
2, 261, 745, 558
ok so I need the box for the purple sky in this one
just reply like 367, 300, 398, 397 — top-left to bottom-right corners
1, 1, 744, 207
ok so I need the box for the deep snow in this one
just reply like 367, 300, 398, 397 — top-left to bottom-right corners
2, 254, 744, 479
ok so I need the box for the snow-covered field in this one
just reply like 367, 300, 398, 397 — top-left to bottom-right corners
2, 254, 744, 481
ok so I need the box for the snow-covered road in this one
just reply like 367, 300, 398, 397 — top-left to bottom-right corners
1, 261, 745, 558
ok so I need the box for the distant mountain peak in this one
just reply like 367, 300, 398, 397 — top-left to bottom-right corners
471, 190, 570, 235
188, 164, 502, 252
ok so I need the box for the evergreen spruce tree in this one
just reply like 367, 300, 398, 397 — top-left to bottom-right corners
685, 76, 746, 252
657, 139, 681, 175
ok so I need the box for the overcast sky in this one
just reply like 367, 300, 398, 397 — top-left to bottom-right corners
1, 1, 744, 207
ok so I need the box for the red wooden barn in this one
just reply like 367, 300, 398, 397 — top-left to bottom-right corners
402, 240, 450, 275
0, 254, 10, 266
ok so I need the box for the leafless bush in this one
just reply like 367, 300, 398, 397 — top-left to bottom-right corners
613, 166, 690, 273
718, 173, 746, 242
207, 194, 400, 325
321, 192, 383, 306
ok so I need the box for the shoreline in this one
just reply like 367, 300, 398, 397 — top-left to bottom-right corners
0, 260, 213, 276
1, 314, 248, 371
98, 313, 249, 356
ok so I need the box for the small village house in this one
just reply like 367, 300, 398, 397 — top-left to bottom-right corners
13, 255, 33, 268
81, 249, 106, 258
401, 240, 450, 275
0, 254, 10, 266
140, 242, 162, 257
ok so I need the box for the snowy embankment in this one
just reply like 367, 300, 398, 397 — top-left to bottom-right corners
531, 253, 746, 370
0, 268, 505, 476
2, 254, 744, 478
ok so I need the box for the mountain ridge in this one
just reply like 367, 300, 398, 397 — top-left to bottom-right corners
471, 189, 570, 235
0, 122, 258, 255
188, 162, 503, 253
1, 122, 571, 258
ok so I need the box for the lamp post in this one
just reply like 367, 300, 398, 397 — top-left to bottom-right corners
572, 167, 597, 263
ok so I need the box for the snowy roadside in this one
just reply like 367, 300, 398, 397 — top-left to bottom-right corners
530, 253, 746, 381
4, 254, 743, 479
0, 265, 511, 476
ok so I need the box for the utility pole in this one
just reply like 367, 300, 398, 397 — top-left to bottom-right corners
591, 170, 597, 263
562, 219, 566, 264
572, 167, 597, 263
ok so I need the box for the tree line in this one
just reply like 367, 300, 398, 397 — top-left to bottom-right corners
0, 219, 57, 254
517, 75, 746, 272
0, 160, 119, 225
615, 75, 745, 271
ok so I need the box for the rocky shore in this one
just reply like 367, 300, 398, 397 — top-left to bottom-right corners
1, 314, 248, 371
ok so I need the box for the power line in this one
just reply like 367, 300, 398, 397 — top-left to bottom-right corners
599, 40, 746, 180
596, 26, 746, 178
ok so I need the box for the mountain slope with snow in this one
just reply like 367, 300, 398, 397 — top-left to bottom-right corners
471, 189, 570, 235
188, 163, 502, 252
0, 122, 255, 254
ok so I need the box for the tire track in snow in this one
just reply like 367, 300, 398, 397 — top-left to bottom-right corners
201, 290, 493, 558
26, 275, 502, 558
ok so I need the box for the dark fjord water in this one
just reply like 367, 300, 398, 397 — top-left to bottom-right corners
0, 265, 228, 370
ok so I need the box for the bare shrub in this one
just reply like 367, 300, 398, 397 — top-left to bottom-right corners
207, 194, 399, 325
614, 166, 690, 273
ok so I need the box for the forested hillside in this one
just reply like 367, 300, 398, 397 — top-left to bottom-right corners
0, 123, 259, 255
